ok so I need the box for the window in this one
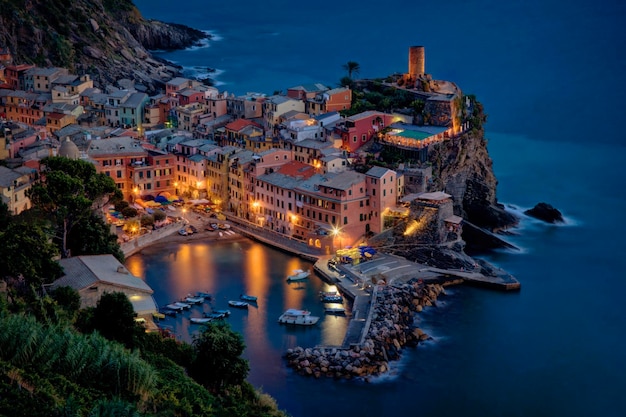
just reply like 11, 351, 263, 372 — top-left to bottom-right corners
116, 170, 122, 178
343, 216, 348, 225
353, 135, 357, 142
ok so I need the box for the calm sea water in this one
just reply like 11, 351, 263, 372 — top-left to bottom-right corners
130, 1, 626, 415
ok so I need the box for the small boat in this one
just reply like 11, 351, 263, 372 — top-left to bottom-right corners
214, 309, 231, 317
159, 308, 177, 317
287, 269, 310, 281
325, 307, 346, 315
240, 294, 258, 302
228, 300, 249, 309
165, 303, 184, 312
196, 291, 213, 299
205, 311, 227, 319
183, 296, 204, 304
152, 312, 166, 320
278, 309, 319, 326
319, 290, 339, 297
189, 317, 213, 324
320, 294, 343, 303
173, 302, 191, 309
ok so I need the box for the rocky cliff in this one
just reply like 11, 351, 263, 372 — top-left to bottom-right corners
0, 0, 208, 92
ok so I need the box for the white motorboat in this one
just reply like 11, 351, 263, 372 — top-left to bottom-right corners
278, 309, 319, 325
286, 269, 310, 281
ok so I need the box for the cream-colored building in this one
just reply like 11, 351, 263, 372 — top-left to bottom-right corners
51, 254, 158, 320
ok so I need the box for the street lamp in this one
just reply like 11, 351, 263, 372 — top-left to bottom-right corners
182, 207, 187, 223
332, 226, 342, 253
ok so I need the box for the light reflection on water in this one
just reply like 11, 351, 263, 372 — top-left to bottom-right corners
125, 238, 349, 380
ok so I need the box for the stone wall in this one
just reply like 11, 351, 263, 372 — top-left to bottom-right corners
120, 220, 184, 257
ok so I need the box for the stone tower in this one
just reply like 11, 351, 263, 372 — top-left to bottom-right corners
408, 46, 425, 78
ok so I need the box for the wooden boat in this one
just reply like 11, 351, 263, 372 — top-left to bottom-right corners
189, 317, 213, 324
240, 294, 258, 302
228, 300, 249, 309
278, 309, 319, 325
287, 269, 310, 281
325, 307, 346, 315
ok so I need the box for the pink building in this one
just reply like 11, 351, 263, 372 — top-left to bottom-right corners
335, 111, 394, 153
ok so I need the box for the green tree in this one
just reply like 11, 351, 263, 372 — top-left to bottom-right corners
0, 221, 62, 288
153, 210, 166, 222
190, 321, 250, 391
67, 213, 124, 263
92, 292, 141, 348
27, 157, 119, 258
51, 285, 81, 321
342, 61, 360, 78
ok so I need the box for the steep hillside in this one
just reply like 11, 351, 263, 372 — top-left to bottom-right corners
0, 0, 208, 92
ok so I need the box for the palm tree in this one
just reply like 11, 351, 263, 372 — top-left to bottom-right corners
342, 61, 360, 79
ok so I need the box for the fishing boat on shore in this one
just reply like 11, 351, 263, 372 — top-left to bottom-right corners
278, 309, 319, 325
287, 269, 310, 282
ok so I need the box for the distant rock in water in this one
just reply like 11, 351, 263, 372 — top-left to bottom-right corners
524, 202, 564, 224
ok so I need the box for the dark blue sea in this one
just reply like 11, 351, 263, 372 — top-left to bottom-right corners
129, 1, 626, 415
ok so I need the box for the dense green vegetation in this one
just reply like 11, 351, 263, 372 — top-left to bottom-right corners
0, 157, 289, 416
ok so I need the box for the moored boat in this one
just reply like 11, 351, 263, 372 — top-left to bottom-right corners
325, 306, 346, 315
184, 295, 204, 304
189, 317, 213, 324
152, 312, 166, 320
173, 302, 191, 309
240, 294, 258, 302
196, 291, 213, 299
165, 303, 184, 312
228, 300, 249, 309
278, 309, 319, 325
320, 294, 343, 303
287, 269, 310, 281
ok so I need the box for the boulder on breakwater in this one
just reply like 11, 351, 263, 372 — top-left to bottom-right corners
284, 280, 445, 380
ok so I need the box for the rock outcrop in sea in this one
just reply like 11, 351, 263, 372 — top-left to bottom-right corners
524, 202, 564, 224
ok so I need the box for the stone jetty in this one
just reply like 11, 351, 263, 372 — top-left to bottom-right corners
283, 280, 446, 380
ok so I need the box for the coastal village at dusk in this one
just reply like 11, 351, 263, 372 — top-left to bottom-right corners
0, 46, 472, 253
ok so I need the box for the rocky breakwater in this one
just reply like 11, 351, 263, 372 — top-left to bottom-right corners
284, 280, 445, 380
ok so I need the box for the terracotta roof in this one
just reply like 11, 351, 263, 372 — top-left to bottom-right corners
224, 118, 262, 132
277, 161, 316, 179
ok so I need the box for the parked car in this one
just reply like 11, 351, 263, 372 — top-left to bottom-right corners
178, 229, 188, 236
